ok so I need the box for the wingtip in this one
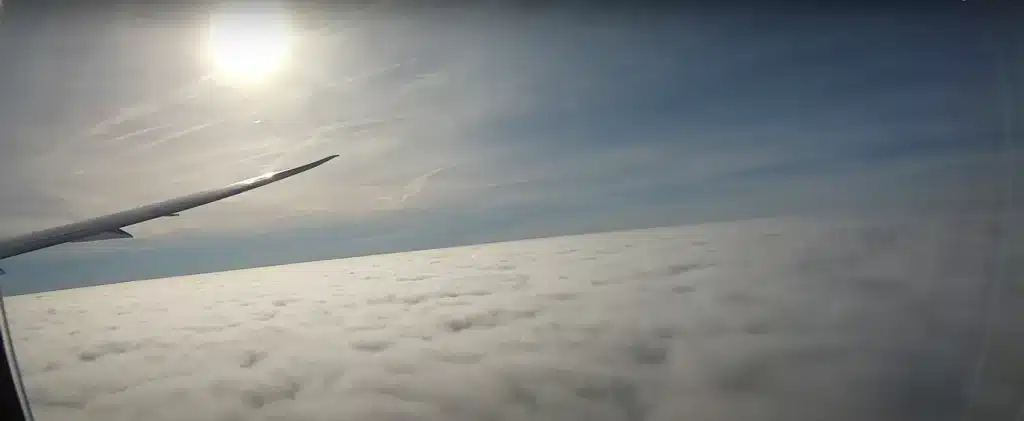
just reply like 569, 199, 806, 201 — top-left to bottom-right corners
305, 154, 340, 168
240, 154, 340, 186
314, 154, 340, 165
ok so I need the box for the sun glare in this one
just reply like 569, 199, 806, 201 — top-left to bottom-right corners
205, 5, 294, 86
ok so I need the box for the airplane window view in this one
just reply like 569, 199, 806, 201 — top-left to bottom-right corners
0, 1, 1021, 421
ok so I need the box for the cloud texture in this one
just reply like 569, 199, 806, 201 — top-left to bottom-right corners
7, 213, 1023, 421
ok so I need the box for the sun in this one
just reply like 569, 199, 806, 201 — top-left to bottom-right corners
205, 5, 294, 86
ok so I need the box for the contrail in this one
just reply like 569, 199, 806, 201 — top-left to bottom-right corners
85, 75, 214, 137
398, 165, 451, 203
133, 120, 223, 153
101, 124, 174, 145
373, 165, 455, 207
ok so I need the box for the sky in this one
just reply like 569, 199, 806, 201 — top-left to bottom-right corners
0, 1, 1019, 294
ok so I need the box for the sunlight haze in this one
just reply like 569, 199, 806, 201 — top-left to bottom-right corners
205, 4, 294, 86
0, 2, 1016, 294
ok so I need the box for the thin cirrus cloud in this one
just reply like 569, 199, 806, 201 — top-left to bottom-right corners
0, 5, 1014, 290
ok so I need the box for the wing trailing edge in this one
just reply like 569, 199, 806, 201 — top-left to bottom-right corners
68, 228, 133, 243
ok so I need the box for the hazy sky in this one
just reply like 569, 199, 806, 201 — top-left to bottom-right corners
0, 2, 1017, 294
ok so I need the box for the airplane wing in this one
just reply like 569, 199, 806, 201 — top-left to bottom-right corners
0, 154, 338, 421
0, 154, 339, 261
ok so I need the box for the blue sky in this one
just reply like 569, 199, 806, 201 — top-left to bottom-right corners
0, 3, 1016, 294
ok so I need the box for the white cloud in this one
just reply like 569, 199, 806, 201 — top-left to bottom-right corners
6, 213, 1022, 421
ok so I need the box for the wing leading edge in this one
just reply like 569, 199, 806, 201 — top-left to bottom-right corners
0, 154, 339, 261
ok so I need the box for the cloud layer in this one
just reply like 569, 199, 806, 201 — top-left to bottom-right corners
7, 213, 1023, 421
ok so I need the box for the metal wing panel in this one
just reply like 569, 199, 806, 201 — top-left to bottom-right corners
0, 155, 338, 260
